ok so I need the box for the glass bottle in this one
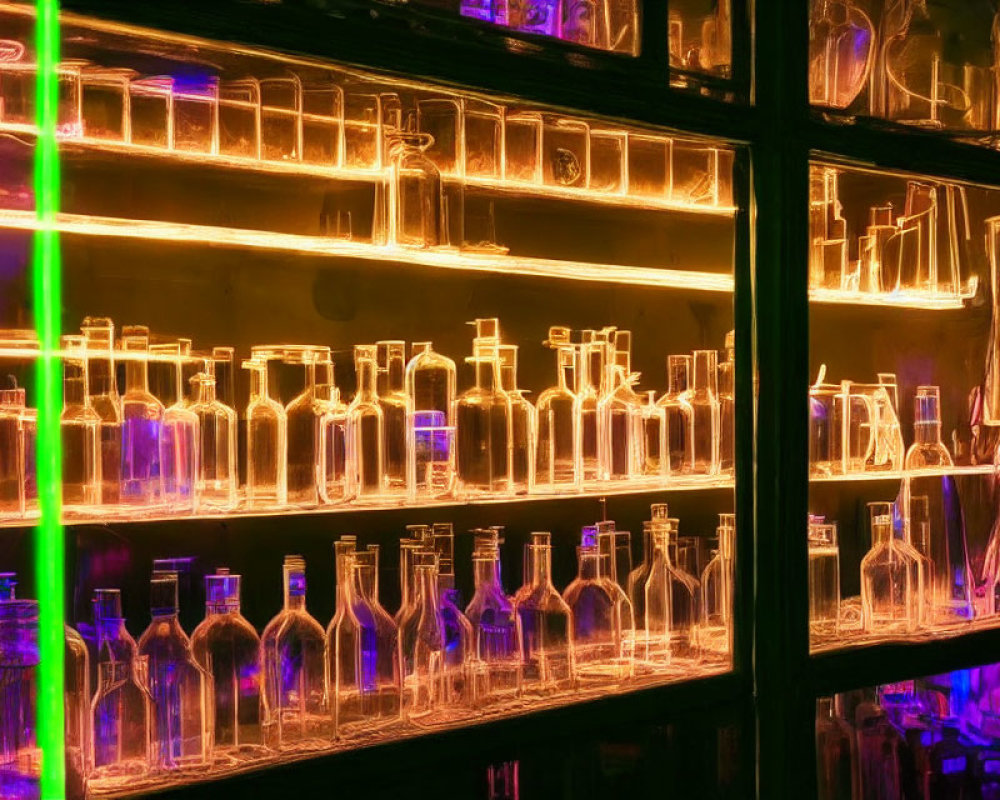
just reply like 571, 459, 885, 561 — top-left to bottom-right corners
261, 556, 328, 749
808, 519, 841, 639
904, 385, 953, 469
91, 658, 152, 783
640, 391, 667, 478
667, 517, 699, 658
0, 582, 39, 795
689, 349, 721, 475
317, 359, 350, 505
456, 336, 511, 496
0, 383, 26, 518
152, 340, 199, 514
137, 572, 208, 770
432, 523, 476, 707
353, 545, 402, 721
643, 522, 673, 665
860, 502, 920, 633
384, 126, 445, 248
499, 344, 535, 494
284, 347, 323, 507
465, 544, 519, 700
597, 525, 636, 676
576, 336, 602, 483
243, 357, 287, 507
809, 0, 876, 110
657, 355, 695, 477
327, 538, 364, 732
882, 0, 945, 127
719, 331, 736, 474
627, 518, 655, 630
61, 335, 101, 509
81, 316, 122, 506
701, 514, 735, 649
815, 696, 860, 800
91, 588, 138, 682
406, 342, 457, 500
562, 545, 616, 678
907, 495, 935, 626
599, 330, 643, 481
348, 344, 386, 499
534, 328, 579, 491
377, 341, 408, 495
188, 372, 237, 511
65, 624, 90, 791
399, 553, 445, 716
119, 326, 165, 506
191, 569, 263, 759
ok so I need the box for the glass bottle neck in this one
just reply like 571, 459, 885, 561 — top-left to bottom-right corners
417, 566, 438, 611
126, 358, 149, 394
473, 556, 500, 591
578, 551, 600, 581
64, 375, 87, 407
475, 358, 498, 392
250, 366, 269, 403
914, 420, 942, 445
358, 359, 378, 400
531, 545, 552, 588
668, 361, 689, 395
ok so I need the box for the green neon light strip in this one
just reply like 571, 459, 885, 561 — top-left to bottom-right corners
33, 0, 65, 797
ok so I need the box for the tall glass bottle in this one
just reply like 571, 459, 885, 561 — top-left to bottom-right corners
348, 345, 385, 499
514, 533, 574, 695
499, 344, 535, 494
598, 331, 643, 481
317, 359, 350, 505
701, 514, 735, 656
456, 337, 511, 496
431, 523, 476, 707
689, 349, 721, 475
399, 553, 445, 716
91, 588, 138, 683
808, 520, 841, 639
627, 519, 655, 630
907, 495, 935, 626
188, 372, 237, 511
81, 316, 122, 506
562, 545, 616, 678
384, 126, 445, 248
657, 355, 695, 476
191, 569, 264, 758
666, 517, 698, 658
718, 331, 736, 474
353, 545, 402, 721
284, 347, 322, 507
244, 357, 287, 507
65, 624, 90, 791
327, 538, 364, 732
154, 341, 199, 513
597, 525, 636, 677
860, 503, 920, 633
261, 556, 327, 749
0, 578, 39, 794
119, 326, 165, 506
816, 696, 860, 800
406, 342, 457, 500
640, 391, 667, 478
137, 572, 208, 770
377, 341, 408, 495
904, 385, 953, 469
61, 335, 101, 509
576, 336, 602, 483
643, 522, 673, 665
0, 384, 26, 519
464, 544, 519, 700
535, 328, 579, 491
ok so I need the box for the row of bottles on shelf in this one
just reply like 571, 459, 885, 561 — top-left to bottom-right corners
0, 37, 732, 208
0, 317, 735, 520
0, 505, 735, 793
809, 167, 975, 301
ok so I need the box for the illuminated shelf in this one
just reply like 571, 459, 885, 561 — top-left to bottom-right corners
0, 209, 734, 291
0, 474, 733, 530
811, 614, 1000, 658
809, 284, 977, 311
809, 464, 995, 484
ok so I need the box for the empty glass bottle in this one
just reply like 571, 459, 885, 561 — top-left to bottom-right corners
576, 336, 603, 483
905, 385, 953, 469
657, 355, 695, 476
65, 624, 90, 790
91, 658, 152, 783
597, 525, 636, 676
907, 495, 935, 626
465, 543, 519, 700
81, 316, 122, 506
535, 328, 579, 491
119, 326, 165, 506
808, 519, 841, 639
191, 569, 263, 759
377, 341, 409, 495
562, 545, 617, 678
457, 335, 511, 496
244, 357, 287, 507
137, 572, 208, 770
353, 545, 402, 722
599, 331, 643, 481
154, 341, 199, 513
0, 580, 39, 795
643, 522, 673, 665
0, 382, 26, 519
627, 519, 655, 630
860, 503, 920, 634
348, 345, 386, 499
261, 556, 328, 749
188, 372, 237, 511
399, 553, 445, 716
61, 335, 101, 509
689, 349, 721, 475
701, 514, 735, 656
499, 344, 535, 494
406, 342, 457, 500
431, 523, 476, 707
640, 391, 667, 478
815, 695, 860, 800
317, 360, 350, 505
384, 125, 445, 248
284, 347, 324, 507
91, 588, 138, 684
719, 331, 735, 474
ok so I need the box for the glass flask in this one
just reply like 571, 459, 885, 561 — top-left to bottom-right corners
81, 316, 122, 506
0, 582, 39, 794
860, 503, 920, 634
384, 125, 445, 248
431, 523, 477, 707
191, 570, 263, 760
808, 0, 876, 110
61, 335, 101, 509
576, 335, 603, 483
464, 543, 519, 701
284, 347, 324, 507
534, 328, 579, 491
657, 355, 695, 477
701, 514, 735, 655
152, 341, 199, 514
499, 344, 535, 494
188, 373, 237, 511
317, 359, 350, 505
0, 383, 26, 518
261, 556, 327, 749
243, 357, 287, 507
905, 385, 953, 469
399, 553, 445, 716
91, 658, 152, 784
65, 624, 90, 792
718, 331, 735, 474
406, 342, 457, 500
808, 519, 841, 639
598, 330, 643, 482
689, 349, 721, 475
815, 696, 860, 800
640, 391, 666, 478
119, 326, 165, 507
456, 334, 511, 496
562, 545, 617, 679
377, 341, 408, 495
347, 345, 386, 499
514, 533, 574, 695
137, 572, 208, 770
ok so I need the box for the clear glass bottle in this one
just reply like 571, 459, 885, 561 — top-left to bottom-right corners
384, 126, 445, 248
137, 572, 208, 770
243, 357, 287, 507
904, 385, 953, 469
464, 543, 519, 700
597, 525, 636, 676
191, 569, 263, 759
317, 359, 350, 505
81, 316, 122, 506
657, 355, 695, 477
188, 372, 238, 511
406, 342, 457, 500
431, 523, 476, 707
348, 345, 386, 499
535, 328, 579, 491
666, 517, 699, 659
327, 538, 364, 732
92, 588, 138, 680
353, 545, 402, 722
152, 340, 199, 513
718, 331, 736, 474
514, 533, 575, 695
562, 545, 616, 678
284, 347, 323, 507
399, 553, 445, 716
65, 624, 90, 791
377, 341, 409, 495
576, 336, 602, 483
0, 384, 26, 518
261, 556, 328, 749
456, 336, 511, 496
119, 326, 165, 506
91, 658, 152, 783
598, 331, 643, 481
643, 522, 673, 665
640, 391, 667, 478
815, 696, 860, 800
627, 518, 655, 631
808, 519, 841, 639
907, 494, 935, 626
0, 581, 39, 794
61, 335, 101, 510
689, 349, 721, 475
701, 514, 735, 656
499, 344, 535, 494
860, 502, 920, 634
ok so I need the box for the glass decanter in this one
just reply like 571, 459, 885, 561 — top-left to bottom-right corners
431, 523, 476, 707
191, 569, 263, 758
243, 357, 287, 507
60, 335, 101, 509
317, 360, 350, 505
153, 341, 199, 514
598, 331, 643, 481
576, 335, 603, 483
188, 372, 237, 511
284, 347, 323, 507
348, 344, 386, 499
562, 545, 616, 679
377, 341, 408, 495
860, 503, 920, 633
0, 383, 26, 519
399, 553, 445, 716
657, 355, 695, 476
119, 326, 165, 506
137, 572, 208, 770
807, 519, 841, 639
499, 344, 535, 494
384, 124, 445, 248
689, 349, 721, 475
718, 331, 735, 474
81, 316, 122, 506
905, 385, 953, 469
405, 342, 457, 500
534, 328, 579, 491
701, 514, 735, 655
456, 334, 511, 496
261, 556, 328, 749
513, 533, 574, 695
464, 543, 519, 700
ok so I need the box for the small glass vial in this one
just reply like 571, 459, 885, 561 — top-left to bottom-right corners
244, 357, 287, 508
188, 372, 238, 511
658, 355, 695, 477
119, 326, 165, 506
347, 345, 385, 499
640, 390, 667, 478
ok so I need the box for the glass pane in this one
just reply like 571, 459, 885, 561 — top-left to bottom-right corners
808, 160, 1000, 652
